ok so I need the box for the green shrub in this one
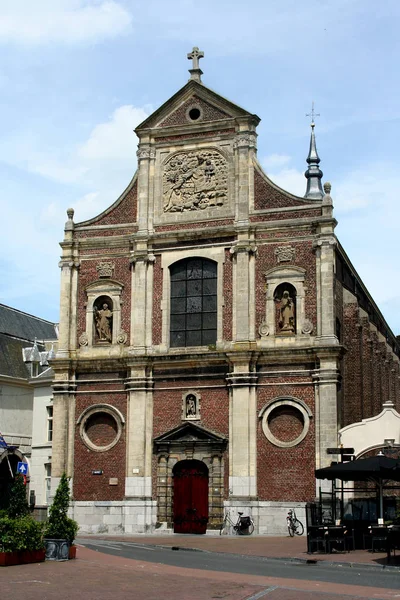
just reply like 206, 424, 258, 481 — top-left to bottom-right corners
44, 473, 78, 543
7, 474, 30, 518
0, 516, 44, 553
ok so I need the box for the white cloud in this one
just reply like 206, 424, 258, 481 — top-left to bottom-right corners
79, 105, 148, 161
262, 154, 291, 171
261, 155, 305, 197
0, 1, 132, 45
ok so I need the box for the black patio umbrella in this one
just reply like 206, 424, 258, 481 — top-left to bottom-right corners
315, 454, 400, 520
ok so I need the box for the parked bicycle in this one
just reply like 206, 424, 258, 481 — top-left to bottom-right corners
287, 509, 304, 537
220, 510, 254, 535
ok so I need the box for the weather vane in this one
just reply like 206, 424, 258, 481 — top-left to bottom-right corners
306, 101, 320, 126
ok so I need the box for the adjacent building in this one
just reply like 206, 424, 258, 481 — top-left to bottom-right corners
0, 304, 57, 514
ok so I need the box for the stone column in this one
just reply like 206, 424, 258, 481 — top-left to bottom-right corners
125, 364, 153, 498
226, 354, 257, 498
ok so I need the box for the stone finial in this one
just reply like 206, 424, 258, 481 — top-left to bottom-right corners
65, 207, 75, 231
323, 182, 332, 195
187, 46, 204, 83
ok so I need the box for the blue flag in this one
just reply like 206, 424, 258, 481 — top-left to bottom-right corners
0, 433, 8, 448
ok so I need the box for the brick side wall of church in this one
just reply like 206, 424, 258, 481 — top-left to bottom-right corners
336, 282, 400, 427
76, 255, 131, 343
73, 390, 127, 501
256, 381, 315, 501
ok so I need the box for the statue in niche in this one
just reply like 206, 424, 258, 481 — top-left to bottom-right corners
278, 290, 295, 333
186, 394, 197, 418
94, 302, 113, 343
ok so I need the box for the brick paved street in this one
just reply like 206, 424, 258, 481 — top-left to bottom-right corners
1, 535, 399, 600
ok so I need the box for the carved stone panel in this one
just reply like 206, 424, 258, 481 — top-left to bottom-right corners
163, 149, 228, 213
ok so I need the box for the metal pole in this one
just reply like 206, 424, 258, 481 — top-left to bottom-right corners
6, 454, 13, 478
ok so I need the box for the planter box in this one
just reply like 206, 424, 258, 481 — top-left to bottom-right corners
44, 539, 70, 561
0, 549, 45, 567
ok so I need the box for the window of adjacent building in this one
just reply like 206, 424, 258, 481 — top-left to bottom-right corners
47, 406, 53, 442
45, 463, 51, 505
170, 258, 217, 348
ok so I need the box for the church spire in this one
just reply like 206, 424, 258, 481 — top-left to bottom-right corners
304, 103, 324, 200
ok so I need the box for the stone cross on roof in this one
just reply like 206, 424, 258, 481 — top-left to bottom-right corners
187, 46, 204, 83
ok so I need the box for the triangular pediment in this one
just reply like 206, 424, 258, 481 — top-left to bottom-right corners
154, 422, 227, 445
136, 80, 259, 133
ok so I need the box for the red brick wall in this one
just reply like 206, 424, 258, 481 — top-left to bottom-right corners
159, 96, 230, 127
257, 382, 315, 502
76, 180, 137, 228
73, 388, 127, 501
337, 290, 400, 426
253, 168, 323, 213
255, 241, 317, 338
76, 255, 131, 344
152, 379, 229, 499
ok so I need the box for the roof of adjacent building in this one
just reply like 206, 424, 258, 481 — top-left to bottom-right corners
0, 304, 57, 342
0, 304, 57, 380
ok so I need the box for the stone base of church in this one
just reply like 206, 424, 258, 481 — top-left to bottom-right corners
224, 500, 307, 536
71, 499, 157, 535
71, 499, 306, 536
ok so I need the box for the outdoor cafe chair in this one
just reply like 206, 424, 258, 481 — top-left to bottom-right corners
324, 525, 347, 554
363, 525, 389, 552
307, 526, 327, 553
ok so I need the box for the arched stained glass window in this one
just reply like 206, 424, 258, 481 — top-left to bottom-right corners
170, 258, 217, 347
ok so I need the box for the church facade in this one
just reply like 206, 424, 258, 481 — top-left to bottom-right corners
52, 50, 400, 534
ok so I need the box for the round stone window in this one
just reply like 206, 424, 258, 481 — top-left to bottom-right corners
78, 405, 124, 452
260, 398, 311, 448
186, 105, 202, 122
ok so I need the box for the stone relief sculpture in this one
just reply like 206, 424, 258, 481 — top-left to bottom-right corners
94, 302, 113, 343
163, 149, 227, 212
277, 290, 295, 334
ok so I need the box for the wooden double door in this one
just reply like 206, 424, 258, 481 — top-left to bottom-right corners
173, 460, 209, 534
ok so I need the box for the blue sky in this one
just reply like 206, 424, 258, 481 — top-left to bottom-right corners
1, 0, 399, 334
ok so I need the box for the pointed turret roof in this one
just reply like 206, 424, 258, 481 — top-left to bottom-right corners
304, 120, 324, 200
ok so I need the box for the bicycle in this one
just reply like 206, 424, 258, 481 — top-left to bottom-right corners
287, 509, 304, 537
220, 510, 255, 535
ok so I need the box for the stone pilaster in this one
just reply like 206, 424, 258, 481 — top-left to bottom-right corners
125, 365, 153, 498
226, 354, 257, 498
51, 373, 76, 479
230, 241, 257, 343
233, 126, 257, 226
57, 209, 79, 357
313, 357, 339, 492
313, 235, 337, 343
130, 249, 155, 350
136, 144, 155, 236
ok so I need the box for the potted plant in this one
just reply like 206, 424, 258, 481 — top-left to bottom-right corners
0, 475, 45, 566
44, 473, 78, 561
